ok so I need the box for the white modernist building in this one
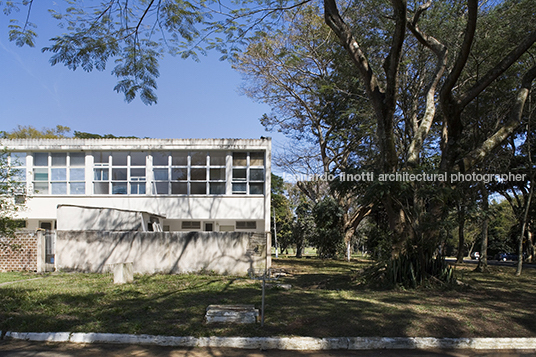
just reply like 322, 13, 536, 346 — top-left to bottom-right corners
2, 138, 271, 235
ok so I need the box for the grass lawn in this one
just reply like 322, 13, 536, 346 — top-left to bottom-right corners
0, 272, 39, 285
1, 257, 535, 338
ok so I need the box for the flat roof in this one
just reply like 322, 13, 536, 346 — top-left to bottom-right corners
1, 138, 271, 151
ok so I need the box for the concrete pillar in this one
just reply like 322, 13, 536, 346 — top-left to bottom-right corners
113, 262, 134, 284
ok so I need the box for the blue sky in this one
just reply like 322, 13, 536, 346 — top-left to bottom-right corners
0, 3, 282, 143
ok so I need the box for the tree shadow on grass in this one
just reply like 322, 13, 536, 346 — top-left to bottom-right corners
1, 262, 535, 339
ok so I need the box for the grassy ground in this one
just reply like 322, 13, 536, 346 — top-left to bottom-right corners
1, 257, 535, 338
0, 272, 38, 284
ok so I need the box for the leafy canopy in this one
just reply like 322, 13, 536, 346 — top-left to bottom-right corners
3, 0, 311, 104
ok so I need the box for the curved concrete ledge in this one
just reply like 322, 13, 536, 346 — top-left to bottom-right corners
3, 332, 536, 351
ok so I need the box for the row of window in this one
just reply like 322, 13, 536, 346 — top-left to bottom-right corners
10, 151, 266, 196
181, 221, 257, 231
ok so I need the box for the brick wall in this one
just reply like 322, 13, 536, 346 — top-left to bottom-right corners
0, 231, 39, 272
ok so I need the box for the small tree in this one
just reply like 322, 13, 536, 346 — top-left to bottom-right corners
311, 197, 345, 259
292, 199, 315, 257
0, 150, 27, 238
271, 174, 294, 255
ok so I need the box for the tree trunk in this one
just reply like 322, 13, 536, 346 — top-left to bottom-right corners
456, 202, 466, 264
476, 184, 489, 272
516, 183, 533, 275
527, 229, 534, 263
295, 238, 303, 258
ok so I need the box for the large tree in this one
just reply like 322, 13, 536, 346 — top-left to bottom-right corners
234, 6, 373, 260
322, 0, 536, 281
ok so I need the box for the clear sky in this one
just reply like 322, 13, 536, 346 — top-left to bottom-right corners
0, 3, 283, 144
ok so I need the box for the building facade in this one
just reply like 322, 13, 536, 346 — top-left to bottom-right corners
2, 138, 271, 235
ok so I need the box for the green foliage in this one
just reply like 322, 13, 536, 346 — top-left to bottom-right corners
3, 0, 310, 104
73, 131, 139, 139
365, 219, 393, 261
292, 198, 315, 256
487, 200, 517, 256
271, 174, 294, 252
380, 254, 455, 289
0, 149, 27, 238
2, 125, 71, 138
310, 197, 345, 259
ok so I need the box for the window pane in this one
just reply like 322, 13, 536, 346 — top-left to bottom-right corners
11, 152, 26, 166
171, 182, 187, 194
131, 168, 146, 178
250, 183, 264, 194
34, 182, 49, 194
171, 152, 187, 165
210, 182, 225, 194
172, 168, 187, 180
182, 221, 201, 230
34, 153, 48, 166
210, 152, 226, 166
236, 221, 257, 229
232, 183, 247, 194
250, 168, 264, 181
232, 168, 246, 181
191, 151, 207, 166
155, 182, 168, 194
94, 182, 109, 194
70, 182, 85, 195
51, 182, 67, 194
153, 151, 169, 166
233, 152, 247, 166
210, 168, 226, 181
112, 168, 127, 180
191, 168, 206, 180
153, 168, 168, 180
250, 152, 265, 166
94, 168, 109, 181
70, 168, 85, 181
51, 168, 67, 181
34, 168, 48, 181
131, 183, 146, 194
112, 152, 128, 166
94, 151, 110, 164
191, 182, 206, 194
51, 153, 67, 166
112, 182, 127, 194
70, 153, 85, 166
131, 152, 146, 166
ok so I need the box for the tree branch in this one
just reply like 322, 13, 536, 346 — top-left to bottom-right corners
459, 30, 536, 109
460, 65, 536, 171
406, 1, 447, 166
441, 0, 478, 98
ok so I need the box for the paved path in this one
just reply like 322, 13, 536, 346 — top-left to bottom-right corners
1, 340, 535, 357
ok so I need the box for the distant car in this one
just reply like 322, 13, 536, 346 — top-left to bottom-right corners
495, 252, 521, 261
470, 252, 480, 259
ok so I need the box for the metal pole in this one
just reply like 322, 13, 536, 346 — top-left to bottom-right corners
273, 209, 278, 258
261, 271, 266, 327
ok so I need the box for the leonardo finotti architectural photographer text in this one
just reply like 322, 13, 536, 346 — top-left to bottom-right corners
284, 172, 526, 184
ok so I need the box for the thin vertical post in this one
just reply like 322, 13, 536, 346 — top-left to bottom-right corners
273, 209, 278, 258
261, 270, 266, 327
